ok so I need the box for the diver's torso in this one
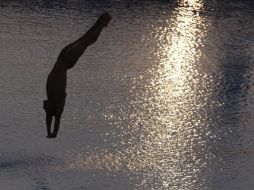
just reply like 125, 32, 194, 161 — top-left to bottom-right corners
46, 61, 67, 99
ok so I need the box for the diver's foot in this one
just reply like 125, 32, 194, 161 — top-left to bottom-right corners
97, 12, 111, 27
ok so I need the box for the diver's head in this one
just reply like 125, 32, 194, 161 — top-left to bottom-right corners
43, 100, 57, 116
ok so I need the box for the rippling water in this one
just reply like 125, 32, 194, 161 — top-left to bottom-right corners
1, 0, 254, 189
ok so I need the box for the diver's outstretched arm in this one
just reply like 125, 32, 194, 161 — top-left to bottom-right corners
58, 12, 111, 68
46, 114, 53, 137
51, 107, 64, 138
52, 116, 60, 138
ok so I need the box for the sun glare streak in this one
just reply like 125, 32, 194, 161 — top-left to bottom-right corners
69, 0, 216, 189
133, 0, 215, 188
157, 0, 205, 95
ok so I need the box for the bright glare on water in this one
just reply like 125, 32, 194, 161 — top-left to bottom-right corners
0, 0, 254, 189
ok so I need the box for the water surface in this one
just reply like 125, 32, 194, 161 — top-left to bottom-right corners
0, 0, 254, 189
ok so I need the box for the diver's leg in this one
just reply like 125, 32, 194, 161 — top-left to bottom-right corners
58, 13, 111, 68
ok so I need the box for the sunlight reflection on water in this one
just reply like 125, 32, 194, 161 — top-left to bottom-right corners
67, 0, 218, 189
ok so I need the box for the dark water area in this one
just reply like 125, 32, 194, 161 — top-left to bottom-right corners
0, 0, 254, 189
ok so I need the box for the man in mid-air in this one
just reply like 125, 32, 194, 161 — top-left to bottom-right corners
43, 13, 111, 138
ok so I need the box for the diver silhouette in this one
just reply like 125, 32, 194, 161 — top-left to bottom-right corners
43, 13, 111, 138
